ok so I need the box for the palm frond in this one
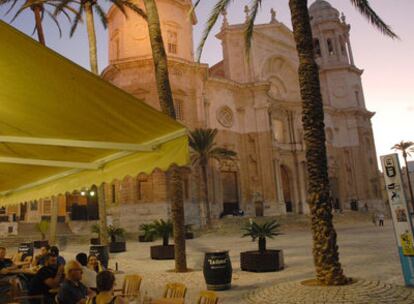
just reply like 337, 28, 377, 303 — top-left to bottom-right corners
349, 0, 398, 39
244, 0, 262, 56
196, 0, 233, 62
94, 4, 108, 29
122, 1, 147, 20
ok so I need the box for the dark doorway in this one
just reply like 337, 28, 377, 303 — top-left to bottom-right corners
221, 171, 239, 215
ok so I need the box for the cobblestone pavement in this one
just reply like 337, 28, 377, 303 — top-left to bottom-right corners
53, 220, 414, 303
245, 279, 414, 303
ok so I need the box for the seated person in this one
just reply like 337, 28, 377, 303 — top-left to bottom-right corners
32, 245, 50, 267
50, 246, 66, 267
87, 255, 104, 273
76, 253, 97, 290
28, 253, 64, 304
0, 246, 18, 295
57, 260, 91, 304
86, 271, 125, 304
0, 246, 18, 274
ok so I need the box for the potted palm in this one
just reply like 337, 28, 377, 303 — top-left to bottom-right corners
90, 223, 101, 245
34, 220, 49, 249
150, 219, 174, 260
138, 223, 156, 242
240, 220, 284, 272
107, 225, 126, 253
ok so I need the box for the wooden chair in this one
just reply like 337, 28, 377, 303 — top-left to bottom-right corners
163, 283, 187, 299
9, 277, 44, 303
197, 291, 219, 304
121, 274, 143, 297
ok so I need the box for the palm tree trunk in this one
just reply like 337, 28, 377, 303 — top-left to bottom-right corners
201, 164, 212, 226
98, 184, 109, 246
171, 167, 187, 272
143, 0, 176, 118
84, 2, 99, 74
403, 155, 414, 211
32, 5, 45, 46
288, 0, 348, 285
143, 0, 186, 272
258, 237, 266, 254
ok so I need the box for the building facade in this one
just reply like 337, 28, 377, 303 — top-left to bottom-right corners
1, 0, 384, 231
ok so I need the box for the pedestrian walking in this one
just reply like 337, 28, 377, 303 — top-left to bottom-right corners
378, 213, 385, 226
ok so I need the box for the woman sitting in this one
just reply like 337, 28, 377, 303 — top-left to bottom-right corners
87, 255, 104, 273
86, 271, 125, 304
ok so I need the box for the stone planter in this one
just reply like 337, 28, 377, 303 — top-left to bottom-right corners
90, 238, 100, 245
185, 232, 194, 240
150, 244, 175, 260
33, 240, 49, 249
240, 249, 284, 272
138, 235, 154, 242
109, 241, 126, 253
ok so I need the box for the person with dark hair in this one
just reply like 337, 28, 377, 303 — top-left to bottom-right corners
76, 253, 96, 289
86, 271, 125, 304
50, 246, 66, 267
0, 246, 18, 295
87, 255, 103, 273
32, 245, 50, 267
28, 253, 64, 304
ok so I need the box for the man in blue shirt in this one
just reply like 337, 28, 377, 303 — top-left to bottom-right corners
57, 260, 91, 304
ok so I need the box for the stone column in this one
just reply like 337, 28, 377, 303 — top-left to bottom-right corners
273, 159, 286, 214
346, 34, 355, 66
49, 196, 58, 245
98, 184, 109, 246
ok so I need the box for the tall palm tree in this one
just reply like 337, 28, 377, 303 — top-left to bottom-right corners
392, 141, 414, 210
55, 0, 146, 74
195, 0, 397, 285
189, 128, 237, 226
0, 0, 76, 45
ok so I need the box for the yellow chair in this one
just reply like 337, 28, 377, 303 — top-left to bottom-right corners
163, 283, 187, 299
115, 274, 142, 297
197, 291, 219, 304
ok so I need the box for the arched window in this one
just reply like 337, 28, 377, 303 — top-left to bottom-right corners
327, 38, 335, 55
272, 119, 284, 143
167, 30, 178, 54
313, 38, 321, 57
174, 99, 184, 121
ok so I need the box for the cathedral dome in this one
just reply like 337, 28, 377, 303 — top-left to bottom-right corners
309, 0, 340, 23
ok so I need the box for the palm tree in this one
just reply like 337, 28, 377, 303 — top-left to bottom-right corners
392, 141, 414, 210
189, 128, 237, 226
195, 0, 396, 285
55, 0, 146, 74
0, 0, 76, 45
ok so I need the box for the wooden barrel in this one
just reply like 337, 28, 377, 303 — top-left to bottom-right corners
203, 251, 232, 290
89, 245, 109, 269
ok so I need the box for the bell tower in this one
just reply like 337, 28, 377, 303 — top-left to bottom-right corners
309, 0, 365, 109
107, 0, 196, 64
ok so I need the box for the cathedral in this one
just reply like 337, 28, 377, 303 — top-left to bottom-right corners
1, 0, 383, 231
97, 0, 383, 228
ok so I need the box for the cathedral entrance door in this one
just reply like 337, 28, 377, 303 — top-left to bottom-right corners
221, 171, 239, 215
281, 165, 293, 212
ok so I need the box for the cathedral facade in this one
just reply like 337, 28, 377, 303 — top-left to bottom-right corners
99, 0, 383, 228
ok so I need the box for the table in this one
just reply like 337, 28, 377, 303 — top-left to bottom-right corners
151, 298, 185, 304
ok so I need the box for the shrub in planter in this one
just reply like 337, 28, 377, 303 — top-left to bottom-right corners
138, 223, 156, 242
34, 220, 49, 249
90, 223, 101, 245
107, 225, 126, 253
150, 219, 174, 260
240, 220, 284, 272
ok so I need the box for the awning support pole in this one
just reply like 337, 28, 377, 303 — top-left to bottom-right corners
49, 196, 58, 245
98, 185, 109, 246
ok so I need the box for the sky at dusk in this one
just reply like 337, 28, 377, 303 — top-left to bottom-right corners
1, 0, 413, 167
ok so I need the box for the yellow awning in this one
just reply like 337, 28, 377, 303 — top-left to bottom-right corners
0, 21, 188, 206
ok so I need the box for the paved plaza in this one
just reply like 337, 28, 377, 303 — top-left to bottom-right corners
51, 214, 414, 303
